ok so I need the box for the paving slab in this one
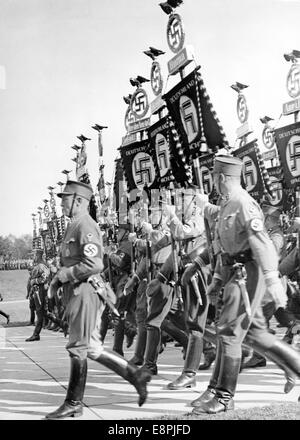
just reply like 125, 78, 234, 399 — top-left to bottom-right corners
0, 324, 299, 420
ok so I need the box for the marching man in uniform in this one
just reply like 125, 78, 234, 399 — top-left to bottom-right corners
192, 155, 300, 415
45, 180, 151, 420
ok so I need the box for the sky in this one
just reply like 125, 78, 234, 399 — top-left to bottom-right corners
0, 0, 300, 236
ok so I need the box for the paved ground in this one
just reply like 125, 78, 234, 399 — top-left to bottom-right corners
0, 320, 299, 421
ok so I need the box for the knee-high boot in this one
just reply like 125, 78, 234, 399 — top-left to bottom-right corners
94, 349, 152, 406
113, 317, 125, 356
45, 356, 87, 419
191, 338, 223, 408
30, 308, 35, 325
100, 306, 110, 342
193, 353, 240, 414
142, 326, 161, 375
167, 333, 202, 390
252, 339, 300, 394
129, 324, 147, 366
161, 319, 188, 353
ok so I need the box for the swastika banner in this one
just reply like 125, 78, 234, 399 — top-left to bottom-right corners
266, 166, 292, 211
148, 116, 190, 187
119, 140, 158, 193
164, 68, 228, 160
41, 229, 56, 259
275, 122, 300, 189
197, 153, 215, 195
233, 140, 265, 201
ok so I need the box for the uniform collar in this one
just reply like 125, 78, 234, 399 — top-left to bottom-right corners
220, 186, 242, 203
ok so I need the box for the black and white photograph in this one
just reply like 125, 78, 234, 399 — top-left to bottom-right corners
0, 0, 300, 425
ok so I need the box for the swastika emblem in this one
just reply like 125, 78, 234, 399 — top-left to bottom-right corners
286, 135, 300, 177
179, 95, 199, 143
44, 204, 50, 219
50, 195, 56, 210
155, 133, 170, 177
262, 125, 275, 150
200, 165, 213, 195
131, 88, 149, 119
286, 64, 300, 98
124, 106, 136, 131
151, 62, 163, 96
132, 152, 155, 189
237, 94, 249, 124
242, 155, 258, 191
167, 13, 185, 53
268, 176, 282, 206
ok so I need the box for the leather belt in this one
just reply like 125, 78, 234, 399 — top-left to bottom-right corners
221, 249, 253, 266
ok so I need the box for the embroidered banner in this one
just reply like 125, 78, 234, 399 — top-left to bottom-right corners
119, 140, 158, 192
233, 140, 265, 201
275, 122, 300, 189
164, 68, 228, 160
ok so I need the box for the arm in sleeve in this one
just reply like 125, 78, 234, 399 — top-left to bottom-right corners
239, 200, 279, 275
65, 222, 104, 283
168, 215, 205, 241
151, 231, 172, 253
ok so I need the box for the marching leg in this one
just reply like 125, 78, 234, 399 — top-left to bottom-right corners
45, 356, 87, 419
92, 349, 152, 406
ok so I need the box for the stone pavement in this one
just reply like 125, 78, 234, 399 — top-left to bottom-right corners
0, 324, 299, 420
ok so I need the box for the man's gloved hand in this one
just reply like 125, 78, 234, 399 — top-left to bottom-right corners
265, 273, 287, 309
128, 232, 137, 243
123, 274, 139, 296
146, 278, 162, 297
141, 221, 153, 235
56, 267, 70, 284
207, 277, 223, 306
181, 263, 198, 287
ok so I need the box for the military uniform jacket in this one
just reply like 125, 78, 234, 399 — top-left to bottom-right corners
60, 213, 103, 286
168, 208, 207, 259
30, 262, 50, 286
213, 187, 279, 280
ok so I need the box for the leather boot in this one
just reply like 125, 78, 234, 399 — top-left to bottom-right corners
99, 306, 110, 342
191, 340, 223, 408
198, 347, 216, 370
25, 334, 40, 342
167, 333, 202, 390
167, 372, 196, 390
141, 326, 161, 375
251, 340, 299, 393
193, 355, 240, 414
161, 318, 188, 355
94, 349, 152, 406
191, 388, 216, 407
113, 317, 125, 357
30, 309, 35, 325
240, 352, 266, 370
129, 324, 147, 366
45, 356, 87, 419
205, 326, 298, 394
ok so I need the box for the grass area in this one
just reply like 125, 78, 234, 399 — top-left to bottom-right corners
138, 402, 300, 420
0, 269, 29, 301
0, 270, 31, 325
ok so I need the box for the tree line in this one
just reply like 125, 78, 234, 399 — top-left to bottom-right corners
0, 234, 33, 261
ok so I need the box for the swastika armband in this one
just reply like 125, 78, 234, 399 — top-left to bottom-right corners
82, 243, 101, 258
250, 218, 264, 232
